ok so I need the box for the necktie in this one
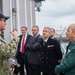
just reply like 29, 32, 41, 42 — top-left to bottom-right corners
22, 36, 25, 54
43, 41, 46, 46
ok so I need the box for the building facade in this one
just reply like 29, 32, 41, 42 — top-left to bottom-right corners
0, 0, 35, 43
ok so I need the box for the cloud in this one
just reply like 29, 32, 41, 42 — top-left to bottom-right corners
35, 0, 75, 34
41, 0, 75, 17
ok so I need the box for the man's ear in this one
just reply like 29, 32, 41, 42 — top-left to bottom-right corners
73, 32, 75, 37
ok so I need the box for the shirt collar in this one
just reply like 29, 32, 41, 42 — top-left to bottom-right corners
44, 38, 48, 42
22, 33, 27, 38
34, 33, 39, 37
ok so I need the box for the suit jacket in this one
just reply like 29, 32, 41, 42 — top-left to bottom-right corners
15, 34, 32, 58
55, 41, 75, 75
40, 37, 62, 73
26, 34, 43, 65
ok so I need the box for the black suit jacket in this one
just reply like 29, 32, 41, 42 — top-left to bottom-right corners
40, 37, 62, 73
15, 34, 32, 58
26, 34, 43, 65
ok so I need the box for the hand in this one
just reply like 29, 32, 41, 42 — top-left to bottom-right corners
11, 64, 15, 68
26, 44, 31, 49
10, 30, 18, 36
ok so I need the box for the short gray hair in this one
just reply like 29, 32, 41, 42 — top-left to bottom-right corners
32, 25, 39, 31
44, 27, 51, 33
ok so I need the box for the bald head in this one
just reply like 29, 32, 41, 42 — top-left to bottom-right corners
66, 24, 75, 42
69, 24, 75, 33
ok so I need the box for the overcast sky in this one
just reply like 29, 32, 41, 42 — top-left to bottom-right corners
35, 0, 75, 34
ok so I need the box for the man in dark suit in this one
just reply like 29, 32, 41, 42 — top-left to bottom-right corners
26, 26, 43, 75
14, 26, 32, 75
40, 27, 62, 75
49, 28, 55, 38
49, 28, 60, 42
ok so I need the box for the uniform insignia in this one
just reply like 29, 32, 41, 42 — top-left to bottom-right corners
47, 45, 54, 47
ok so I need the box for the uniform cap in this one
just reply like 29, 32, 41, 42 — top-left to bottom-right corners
0, 13, 10, 20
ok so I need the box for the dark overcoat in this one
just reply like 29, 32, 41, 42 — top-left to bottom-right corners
40, 37, 62, 74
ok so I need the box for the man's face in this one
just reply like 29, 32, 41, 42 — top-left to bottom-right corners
42, 28, 50, 39
21, 28, 27, 35
32, 27, 39, 36
50, 29, 55, 37
66, 26, 74, 41
0, 18, 6, 30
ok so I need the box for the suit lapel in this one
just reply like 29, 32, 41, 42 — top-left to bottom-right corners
25, 34, 30, 46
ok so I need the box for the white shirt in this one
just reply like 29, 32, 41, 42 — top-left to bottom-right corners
44, 38, 48, 42
20, 34, 27, 52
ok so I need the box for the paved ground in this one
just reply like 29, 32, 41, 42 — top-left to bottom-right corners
10, 69, 43, 75
10, 68, 27, 75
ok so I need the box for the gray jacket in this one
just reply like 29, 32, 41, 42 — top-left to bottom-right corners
26, 34, 43, 65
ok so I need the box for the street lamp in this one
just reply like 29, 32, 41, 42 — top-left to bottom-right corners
12, 8, 16, 30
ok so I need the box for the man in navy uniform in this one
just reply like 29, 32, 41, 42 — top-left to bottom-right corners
40, 27, 62, 75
